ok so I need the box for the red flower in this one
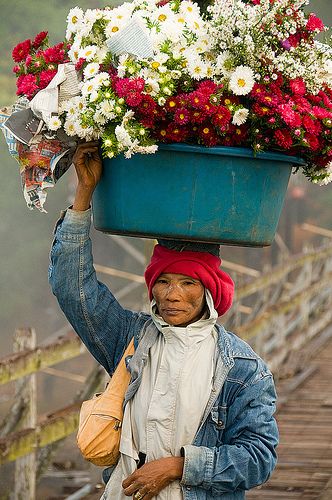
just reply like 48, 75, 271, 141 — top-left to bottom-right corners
189, 90, 209, 110
12, 65, 21, 74
12, 39, 31, 63
274, 129, 293, 149
289, 77, 306, 96
191, 109, 207, 124
16, 73, 39, 99
75, 58, 86, 71
287, 33, 302, 49
306, 13, 325, 32
115, 77, 145, 107
211, 105, 231, 131
174, 108, 190, 125
229, 124, 248, 145
43, 44, 65, 63
33, 31, 48, 49
198, 124, 219, 147
250, 83, 267, 99
304, 133, 320, 150
252, 103, 273, 117
165, 96, 179, 112
197, 80, 218, 95
166, 123, 188, 142
302, 115, 321, 135
139, 95, 157, 115
39, 69, 57, 89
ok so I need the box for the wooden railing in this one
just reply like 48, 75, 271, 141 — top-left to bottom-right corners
1, 240, 332, 497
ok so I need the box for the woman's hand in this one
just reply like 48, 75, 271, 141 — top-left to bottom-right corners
72, 141, 103, 211
122, 457, 184, 499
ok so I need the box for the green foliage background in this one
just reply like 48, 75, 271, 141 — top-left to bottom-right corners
0, 0, 331, 353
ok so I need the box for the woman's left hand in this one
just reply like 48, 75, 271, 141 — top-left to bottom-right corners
122, 456, 184, 499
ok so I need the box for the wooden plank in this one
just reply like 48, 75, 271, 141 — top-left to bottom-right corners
0, 331, 85, 385
0, 402, 81, 465
13, 328, 37, 500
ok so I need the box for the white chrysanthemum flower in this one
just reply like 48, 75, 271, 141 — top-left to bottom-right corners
66, 7, 84, 38
115, 125, 133, 148
93, 72, 110, 88
232, 108, 250, 125
89, 90, 99, 102
68, 38, 82, 63
64, 120, 77, 137
186, 54, 208, 80
95, 47, 108, 64
105, 18, 127, 38
79, 45, 97, 62
229, 66, 255, 95
99, 100, 116, 119
83, 63, 100, 79
215, 51, 233, 76
94, 110, 107, 125
179, 1, 201, 18
48, 116, 62, 131
315, 162, 332, 186
85, 8, 103, 24
81, 80, 98, 97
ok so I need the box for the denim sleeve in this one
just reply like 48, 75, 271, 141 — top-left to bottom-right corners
181, 370, 278, 493
48, 207, 138, 374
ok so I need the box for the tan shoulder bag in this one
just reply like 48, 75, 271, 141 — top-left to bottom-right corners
76, 338, 135, 466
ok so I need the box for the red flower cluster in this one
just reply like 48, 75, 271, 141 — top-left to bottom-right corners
12, 33, 70, 100
148, 81, 244, 147
248, 77, 332, 166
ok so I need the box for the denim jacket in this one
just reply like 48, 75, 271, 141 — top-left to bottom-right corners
49, 208, 279, 499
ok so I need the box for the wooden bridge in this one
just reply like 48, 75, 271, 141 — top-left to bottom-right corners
1, 234, 332, 499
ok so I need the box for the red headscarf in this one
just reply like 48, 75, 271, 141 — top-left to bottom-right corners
144, 244, 234, 317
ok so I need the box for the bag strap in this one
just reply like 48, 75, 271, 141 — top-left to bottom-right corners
104, 338, 135, 397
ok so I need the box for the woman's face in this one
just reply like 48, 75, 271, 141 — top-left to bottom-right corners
152, 273, 206, 327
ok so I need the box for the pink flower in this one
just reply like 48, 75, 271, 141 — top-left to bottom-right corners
12, 39, 31, 63
312, 106, 332, 119
12, 65, 21, 74
306, 13, 325, 33
25, 55, 33, 67
277, 103, 302, 128
39, 69, 57, 89
16, 73, 39, 99
33, 31, 48, 49
289, 77, 306, 96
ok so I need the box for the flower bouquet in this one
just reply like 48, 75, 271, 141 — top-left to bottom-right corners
1, 0, 331, 242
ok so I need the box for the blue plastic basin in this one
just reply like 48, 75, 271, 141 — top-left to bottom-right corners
92, 144, 305, 246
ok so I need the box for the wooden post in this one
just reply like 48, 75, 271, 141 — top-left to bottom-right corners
14, 328, 37, 500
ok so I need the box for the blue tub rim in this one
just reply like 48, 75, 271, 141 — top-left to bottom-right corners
154, 143, 306, 166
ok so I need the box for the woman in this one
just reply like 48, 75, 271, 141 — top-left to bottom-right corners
49, 142, 279, 499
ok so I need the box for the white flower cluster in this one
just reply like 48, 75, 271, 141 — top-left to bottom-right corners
61, 0, 213, 155
208, 0, 331, 94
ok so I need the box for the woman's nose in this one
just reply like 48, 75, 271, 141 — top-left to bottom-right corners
165, 283, 180, 299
